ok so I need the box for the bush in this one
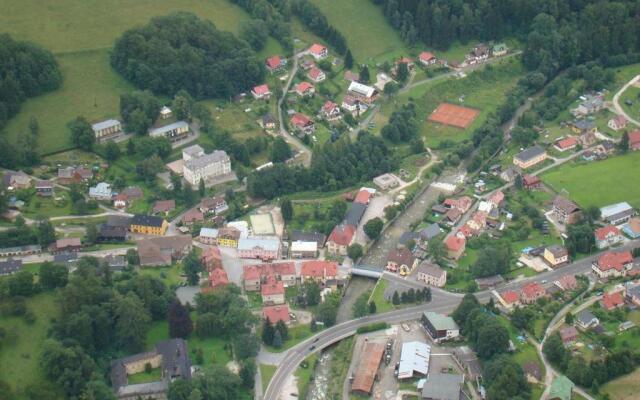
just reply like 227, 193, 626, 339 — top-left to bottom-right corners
356, 322, 389, 334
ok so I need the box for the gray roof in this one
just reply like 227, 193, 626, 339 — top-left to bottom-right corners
577, 309, 598, 326
91, 119, 120, 131
515, 145, 545, 163
290, 230, 326, 247
344, 203, 367, 227
106, 215, 132, 228
421, 373, 463, 400
182, 144, 204, 157
423, 312, 459, 331
0, 258, 22, 275
420, 223, 442, 241
117, 381, 168, 397
573, 119, 596, 130
238, 236, 280, 252
601, 202, 634, 219
399, 231, 419, 246
417, 262, 445, 278
184, 150, 229, 170
149, 121, 188, 136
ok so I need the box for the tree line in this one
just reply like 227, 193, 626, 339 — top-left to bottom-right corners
247, 131, 398, 199
229, 0, 294, 52
292, 0, 349, 55
110, 12, 265, 100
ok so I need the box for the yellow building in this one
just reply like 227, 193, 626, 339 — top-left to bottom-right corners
513, 145, 547, 169
216, 227, 241, 248
543, 245, 569, 267
130, 214, 168, 236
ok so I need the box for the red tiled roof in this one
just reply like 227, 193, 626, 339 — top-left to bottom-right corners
489, 190, 504, 206
353, 189, 371, 205
601, 291, 625, 310
458, 225, 474, 238
501, 291, 520, 304
309, 43, 327, 55
323, 101, 338, 113
244, 265, 261, 281
596, 251, 633, 272
265, 55, 282, 70
595, 225, 621, 241
153, 199, 175, 213
263, 305, 290, 324
445, 235, 465, 251
629, 130, 640, 146
296, 81, 314, 93
291, 113, 312, 127
301, 260, 338, 278
209, 268, 228, 288
253, 84, 270, 95
351, 342, 385, 394
419, 51, 436, 62
555, 136, 578, 149
523, 175, 541, 186
556, 274, 577, 290
386, 248, 415, 267
327, 224, 356, 246
309, 68, 324, 80
201, 246, 222, 262
261, 279, 284, 296
522, 282, 545, 299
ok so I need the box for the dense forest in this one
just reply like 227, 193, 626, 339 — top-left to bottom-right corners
110, 13, 264, 99
247, 132, 398, 198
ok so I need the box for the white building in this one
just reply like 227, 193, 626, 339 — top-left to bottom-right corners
149, 121, 189, 142
237, 236, 281, 260
347, 81, 378, 104
89, 182, 112, 200
198, 227, 219, 245
290, 240, 317, 258
91, 119, 122, 142
183, 150, 232, 186
398, 342, 431, 379
160, 106, 173, 119
600, 202, 636, 225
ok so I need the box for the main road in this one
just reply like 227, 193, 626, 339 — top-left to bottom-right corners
263, 239, 639, 400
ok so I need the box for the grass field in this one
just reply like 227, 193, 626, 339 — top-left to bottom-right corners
0, 292, 63, 398
602, 368, 640, 400
309, 0, 409, 62
542, 152, 640, 209
260, 364, 277, 392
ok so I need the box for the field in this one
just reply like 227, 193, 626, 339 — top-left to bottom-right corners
0, 292, 63, 398
602, 368, 640, 400
309, 0, 409, 62
0, 0, 254, 154
542, 152, 640, 209
260, 364, 277, 392
428, 103, 480, 129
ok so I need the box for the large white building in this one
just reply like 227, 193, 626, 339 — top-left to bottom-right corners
149, 121, 189, 142
398, 341, 431, 379
182, 145, 232, 186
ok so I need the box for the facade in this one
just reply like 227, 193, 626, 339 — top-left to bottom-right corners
600, 202, 636, 225
570, 119, 597, 135
198, 227, 218, 245
385, 248, 417, 274
351, 342, 385, 395
592, 250, 634, 278
608, 115, 627, 131
321, 101, 341, 121
553, 196, 582, 225
217, 227, 241, 247
290, 113, 315, 135
199, 196, 228, 215
295, 81, 315, 97
183, 150, 232, 186
181, 209, 204, 225
130, 215, 168, 236
35, 180, 54, 197
265, 55, 286, 73
149, 121, 189, 142
499, 291, 520, 309
308, 67, 326, 83
237, 236, 281, 260
3, 170, 31, 189
98, 224, 128, 242
152, 200, 175, 215
421, 312, 460, 342
576, 310, 599, 330
326, 223, 355, 256
53, 238, 82, 253
261, 278, 285, 305
560, 326, 579, 345
200, 246, 222, 270
623, 217, 640, 238
415, 262, 446, 287
554, 136, 578, 152
544, 245, 569, 267
92, 119, 122, 142
595, 225, 624, 249
630, 130, 640, 151
160, 106, 172, 119
513, 145, 547, 169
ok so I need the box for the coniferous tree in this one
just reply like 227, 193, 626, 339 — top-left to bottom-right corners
168, 300, 193, 339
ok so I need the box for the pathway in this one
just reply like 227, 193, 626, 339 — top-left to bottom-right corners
612, 74, 640, 127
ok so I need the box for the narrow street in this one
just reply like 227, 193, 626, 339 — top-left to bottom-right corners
611, 74, 640, 127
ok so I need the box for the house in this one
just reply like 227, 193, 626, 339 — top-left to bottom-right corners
237, 236, 280, 260
500, 167, 517, 183
443, 196, 473, 213
91, 119, 122, 142
600, 202, 636, 225
341, 95, 366, 114
207, 267, 228, 289
243, 262, 296, 291
0, 258, 23, 276
301, 59, 315, 70
421, 373, 463, 400
308, 43, 328, 60
492, 43, 508, 56
351, 342, 385, 395
623, 217, 640, 238
262, 305, 290, 325
572, 94, 604, 117
295, 81, 315, 97
467, 43, 490, 63
57, 166, 92, 185
122, 186, 144, 201
130, 214, 168, 236
489, 190, 505, 208
592, 250, 634, 278
513, 145, 547, 169
548, 375, 574, 400
181, 209, 204, 225
569, 119, 596, 135
89, 182, 112, 200
444, 235, 465, 260
149, 121, 190, 142
521, 282, 546, 304
251, 84, 271, 100
199, 196, 228, 215
347, 81, 378, 104
152, 200, 176, 215
552, 196, 582, 225
113, 193, 128, 209
217, 226, 241, 247
386, 248, 417, 274
200, 246, 222, 271
554, 274, 578, 291
559, 326, 579, 345
35, 180, 54, 197
308, 67, 326, 83
321, 101, 341, 121
601, 291, 625, 311
183, 149, 232, 186
290, 240, 317, 258
261, 113, 277, 130
466, 212, 487, 233
576, 309, 600, 330
499, 291, 520, 309
110, 339, 191, 400
98, 224, 128, 242
543, 245, 569, 267
626, 283, 640, 306
265, 55, 286, 73
52, 238, 82, 254
522, 174, 542, 190
421, 311, 459, 342
415, 262, 446, 287
198, 227, 218, 245
419, 223, 442, 242
137, 235, 192, 266
159, 105, 172, 119
344, 70, 359, 82
419, 51, 437, 66
608, 115, 628, 131
595, 225, 623, 249
630, 130, 640, 151
290, 113, 315, 135
290, 230, 326, 248
0, 244, 41, 258
326, 223, 356, 256
3, 170, 31, 189
261, 277, 285, 305
300, 260, 338, 284
554, 136, 578, 152
579, 130, 598, 148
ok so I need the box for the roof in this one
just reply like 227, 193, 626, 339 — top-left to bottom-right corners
601, 291, 625, 310
629, 130, 640, 145
131, 214, 165, 228
556, 136, 578, 149
199, 227, 218, 238
291, 240, 317, 252
106, 215, 132, 228
523, 361, 542, 380
600, 202, 634, 219
56, 238, 81, 249
122, 186, 144, 199
243, 264, 261, 281
295, 81, 314, 93
387, 248, 415, 266
501, 291, 520, 304
301, 260, 338, 278
421, 373, 463, 400
322, 100, 338, 113
353, 189, 372, 205
149, 121, 188, 136
515, 145, 546, 163
265, 55, 282, 69
184, 150, 229, 171
420, 224, 441, 241
152, 200, 175, 213
416, 262, 445, 279
576, 309, 598, 325
253, 84, 270, 95
182, 144, 204, 158
556, 275, 577, 290
182, 209, 204, 223
92, 119, 120, 131
549, 375, 574, 400
291, 113, 312, 127
309, 68, 324, 80
327, 224, 356, 246
572, 119, 595, 130
261, 279, 284, 296
445, 235, 465, 252
351, 342, 385, 394
423, 312, 459, 331
238, 236, 280, 252
309, 43, 327, 55
553, 196, 580, 214
137, 235, 191, 266
625, 218, 640, 235
560, 326, 578, 342
595, 225, 621, 241
290, 230, 326, 247
35, 180, 54, 188
344, 202, 367, 227
522, 282, 546, 299
209, 268, 228, 288
0, 258, 23, 275
596, 251, 633, 272
262, 305, 290, 324
523, 174, 541, 186
348, 81, 376, 98
398, 341, 430, 379
546, 244, 568, 258
419, 51, 436, 61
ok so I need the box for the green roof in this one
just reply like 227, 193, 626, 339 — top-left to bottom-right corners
423, 311, 459, 331
493, 43, 508, 51
549, 375, 574, 400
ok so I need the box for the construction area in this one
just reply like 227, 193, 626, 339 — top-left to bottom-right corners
344, 321, 482, 400
428, 103, 480, 129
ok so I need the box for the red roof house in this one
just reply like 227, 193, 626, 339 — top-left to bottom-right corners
201, 246, 222, 271
501, 291, 520, 307
554, 274, 578, 291
489, 190, 505, 207
251, 84, 271, 100
262, 304, 290, 324
295, 81, 315, 97
521, 282, 546, 304
560, 326, 579, 344
309, 43, 328, 59
444, 235, 465, 260
601, 291, 625, 311
301, 260, 338, 283
265, 55, 285, 72
182, 208, 204, 225
153, 199, 176, 214
554, 136, 578, 151
353, 189, 372, 205
321, 101, 341, 120
595, 225, 623, 249
326, 224, 356, 256
593, 251, 634, 278
523, 175, 542, 190
208, 268, 229, 289
629, 130, 640, 151
419, 51, 437, 65
290, 113, 315, 134
308, 67, 326, 83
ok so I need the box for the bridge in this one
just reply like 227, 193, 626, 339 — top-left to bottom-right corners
351, 264, 383, 279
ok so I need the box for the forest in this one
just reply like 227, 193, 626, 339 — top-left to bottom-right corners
110, 13, 264, 99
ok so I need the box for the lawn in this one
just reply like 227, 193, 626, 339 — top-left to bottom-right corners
127, 368, 162, 384
260, 364, 277, 392
265, 323, 317, 352
139, 264, 185, 287
295, 353, 319, 398
309, 0, 409, 62
602, 367, 640, 400
369, 278, 394, 313
619, 85, 640, 122
0, 292, 64, 399
542, 151, 640, 209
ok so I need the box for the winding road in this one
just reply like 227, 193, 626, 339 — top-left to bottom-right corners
612, 74, 640, 127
